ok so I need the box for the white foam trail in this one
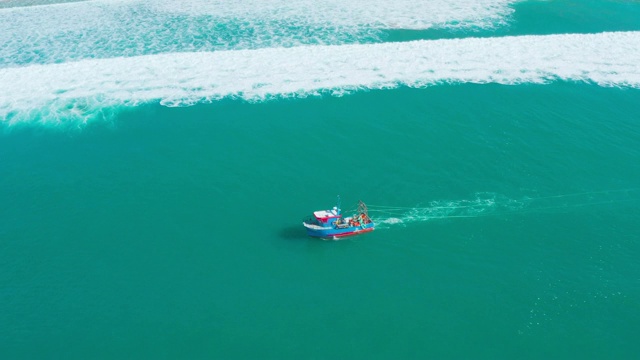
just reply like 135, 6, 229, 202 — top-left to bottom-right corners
370, 193, 525, 227
371, 189, 639, 228
0, 0, 515, 67
381, 218, 405, 225
1, 31, 639, 124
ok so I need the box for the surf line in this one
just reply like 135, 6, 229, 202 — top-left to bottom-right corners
367, 188, 640, 227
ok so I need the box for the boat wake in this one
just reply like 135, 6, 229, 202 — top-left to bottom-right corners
369, 188, 639, 228
369, 193, 525, 227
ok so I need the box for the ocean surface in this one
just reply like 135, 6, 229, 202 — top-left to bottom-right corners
1, 0, 639, 358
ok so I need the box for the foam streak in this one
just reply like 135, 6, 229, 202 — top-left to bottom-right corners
1, 31, 639, 124
0, 0, 515, 67
371, 189, 639, 227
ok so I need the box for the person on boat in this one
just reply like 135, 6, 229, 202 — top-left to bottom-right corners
357, 213, 366, 223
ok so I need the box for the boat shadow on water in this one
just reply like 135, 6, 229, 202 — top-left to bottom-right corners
278, 225, 310, 241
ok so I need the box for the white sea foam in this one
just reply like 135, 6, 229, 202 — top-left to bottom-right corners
382, 218, 405, 225
0, 0, 515, 67
150, 0, 515, 29
0, 0, 89, 8
371, 189, 639, 228
1, 31, 639, 124
370, 193, 523, 227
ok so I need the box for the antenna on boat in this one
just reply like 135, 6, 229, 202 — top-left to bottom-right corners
336, 195, 341, 213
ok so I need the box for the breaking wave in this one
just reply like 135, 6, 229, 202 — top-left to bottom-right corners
1, 31, 639, 125
0, 0, 515, 67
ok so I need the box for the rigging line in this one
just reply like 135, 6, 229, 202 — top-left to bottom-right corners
372, 198, 637, 224
524, 188, 640, 201
420, 215, 482, 219
367, 204, 420, 209
503, 198, 637, 215
522, 188, 640, 201
367, 204, 418, 209
366, 204, 485, 210
409, 199, 635, 221
370, 206, 504, 216
368, 203, 495, 211
369, 207, 421, 212
369, 188, 639, 211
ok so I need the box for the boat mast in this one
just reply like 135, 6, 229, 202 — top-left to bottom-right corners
358, 200, 368, 217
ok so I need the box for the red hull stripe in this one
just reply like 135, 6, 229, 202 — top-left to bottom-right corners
331, 227, 375, 238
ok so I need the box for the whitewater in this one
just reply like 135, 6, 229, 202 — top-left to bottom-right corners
0, 0, 515, 67
370, 189, 640, 228
1, 31, 639, 124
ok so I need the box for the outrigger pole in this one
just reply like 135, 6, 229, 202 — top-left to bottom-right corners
358, 200, 369, 217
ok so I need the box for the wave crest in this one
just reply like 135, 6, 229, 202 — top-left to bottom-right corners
0, 0, 516, 67
1, 32, 639, 124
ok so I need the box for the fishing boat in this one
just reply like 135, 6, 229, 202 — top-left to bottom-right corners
303, 197, 375, 239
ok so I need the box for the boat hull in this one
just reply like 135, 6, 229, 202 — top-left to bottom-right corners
303, 222, 375, 239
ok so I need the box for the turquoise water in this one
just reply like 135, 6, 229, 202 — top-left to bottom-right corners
2, 1, 640, 358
